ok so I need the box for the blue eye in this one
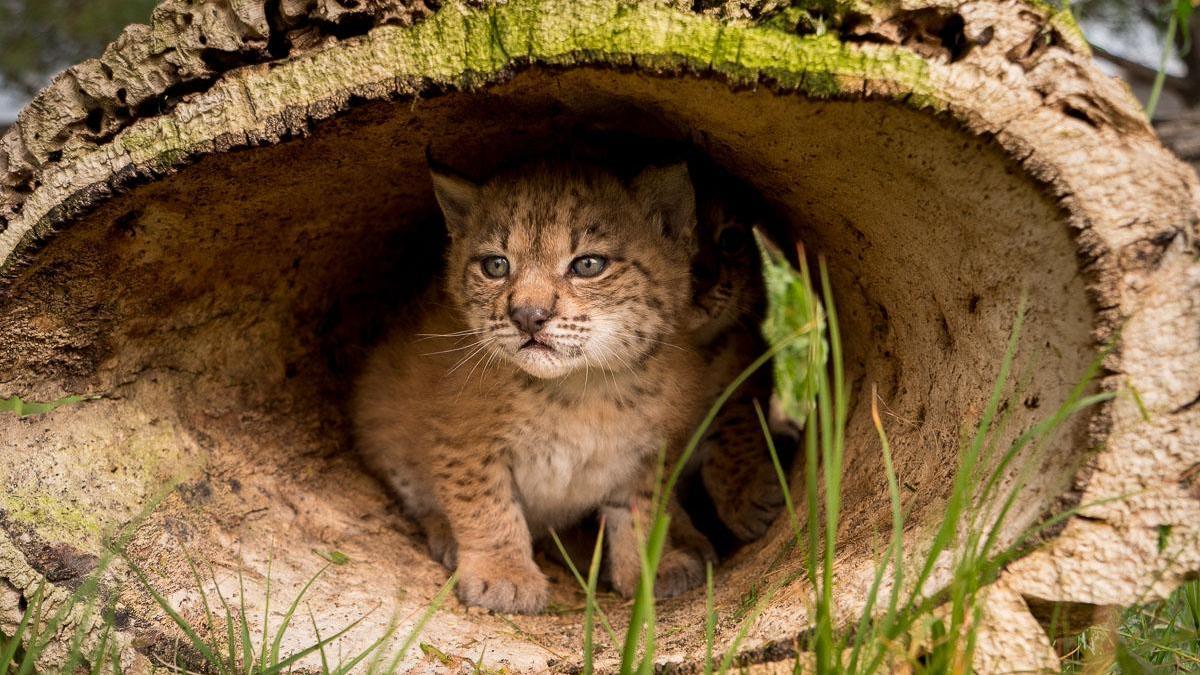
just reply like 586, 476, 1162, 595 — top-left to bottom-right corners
481, 256, 509, 278
569, 255, 607, 278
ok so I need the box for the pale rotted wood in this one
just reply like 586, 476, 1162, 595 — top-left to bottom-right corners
0, 0, 1196, 672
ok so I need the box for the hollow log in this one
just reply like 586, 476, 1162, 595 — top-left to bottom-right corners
1, 0, 1197, 672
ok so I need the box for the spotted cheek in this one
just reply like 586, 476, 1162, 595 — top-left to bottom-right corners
458, 279, 507, 332
482, 296, 522, 349
542, 298, 591, 355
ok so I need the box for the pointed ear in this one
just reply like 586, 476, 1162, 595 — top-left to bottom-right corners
632, 162, 696, 247
430, 169, 480, 236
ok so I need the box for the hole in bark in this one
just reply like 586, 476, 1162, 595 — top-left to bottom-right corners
84, 108, 104, 134
1007, 23, 1065, 70
841, 8, 972, 62
264, 0, 292, 58
1062, 103, 1100, 128
0, 68, 1099, 670
329, 13, 377, 40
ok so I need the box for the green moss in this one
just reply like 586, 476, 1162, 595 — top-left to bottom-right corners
3, 421, 203, 550
1, 491, 105, 543
1048, 8, 1091, 55
114, 0, 942, 191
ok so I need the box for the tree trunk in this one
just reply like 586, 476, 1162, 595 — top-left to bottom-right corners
1, 0, 1197, 672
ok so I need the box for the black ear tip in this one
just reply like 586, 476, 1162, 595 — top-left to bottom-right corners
425, 145, 460, 178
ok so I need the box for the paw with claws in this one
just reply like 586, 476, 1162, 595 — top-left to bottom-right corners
456, 551, 549, 614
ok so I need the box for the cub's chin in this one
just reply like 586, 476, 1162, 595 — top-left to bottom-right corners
508, 344, 577, 380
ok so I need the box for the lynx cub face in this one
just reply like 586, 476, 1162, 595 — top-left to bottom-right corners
689, 198, 764, 343
432, 162, 697, 380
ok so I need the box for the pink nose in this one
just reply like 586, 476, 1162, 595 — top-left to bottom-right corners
510, 306, 551, 335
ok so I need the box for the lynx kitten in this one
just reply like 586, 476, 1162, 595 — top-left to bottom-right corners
354, 161, 714, 614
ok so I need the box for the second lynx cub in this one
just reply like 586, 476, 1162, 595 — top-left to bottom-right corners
354, 161, 714, 614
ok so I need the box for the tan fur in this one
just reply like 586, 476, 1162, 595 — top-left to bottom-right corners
685, 194, 787, 543
354, 161, 713, 613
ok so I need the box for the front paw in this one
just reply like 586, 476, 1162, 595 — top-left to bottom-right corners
654, 547, 706, 598
717, 467, 786, 543
456, 552, 548, 614
426, 525, 458, 570
609, 547, 706, 599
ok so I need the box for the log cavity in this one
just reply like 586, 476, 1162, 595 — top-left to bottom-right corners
0, 68, 1097, 670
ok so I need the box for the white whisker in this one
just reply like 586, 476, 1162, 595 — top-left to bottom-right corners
420, 336, 495, 356
446, 338, 495, 376
606, 328, 689, 352
415, 328, 490, 341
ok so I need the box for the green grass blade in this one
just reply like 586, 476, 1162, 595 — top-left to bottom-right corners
17, 491, 162, 675
262, 609, 375, 675
59, 597, 101, 675
975, 343, 1110, 514
108, 640, 123, 675
583, 521, 606, 675
2, 582, 43, 670
875, 388, 905, 633
270, 563, 332, 665
121, 553, 225, 670
260, 551, 273, 668
88, 620, 114, 675
363, 608, 402, 675
717, 577, 787, 674
340, 624, 396, 675
209, 562, 238, 672
1147, 11, 1179, 119
381, 573, 458, 673
754, 400, 802, 551
847, 389, 907, 674
704, 562, 716, 675
547, 529, 618, 646
237, 567, 253, 674
802, 408, 820, 651
978, 392, 1116, 560
904, 296, 1027, 612
308, 609, 331, 675
661, 341, 795, 523
1184, 580, 1199, 630
183, 554, 218, 653
633, 511, 669, 675
16, 580, 51, 675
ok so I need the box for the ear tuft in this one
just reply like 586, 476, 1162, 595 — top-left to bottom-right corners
430, 169, 480, 235
632, 162, 697, 248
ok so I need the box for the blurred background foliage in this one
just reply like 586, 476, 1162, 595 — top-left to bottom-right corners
1, 0, 159, 97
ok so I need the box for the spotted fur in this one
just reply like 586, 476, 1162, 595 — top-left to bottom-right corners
684, 192, 790, 544
354, 161, 714, 614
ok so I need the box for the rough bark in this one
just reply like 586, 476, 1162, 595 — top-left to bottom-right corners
0, 0, 1197, 672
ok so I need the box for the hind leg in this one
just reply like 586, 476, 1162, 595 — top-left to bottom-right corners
701, 397, 787, 542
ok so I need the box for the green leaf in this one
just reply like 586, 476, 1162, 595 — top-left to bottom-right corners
314, 549, 351, 565
1175, 0, 1194, 53
0, 393, 95, 417
419, 642, 454, 666
754, 229, 826, 429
